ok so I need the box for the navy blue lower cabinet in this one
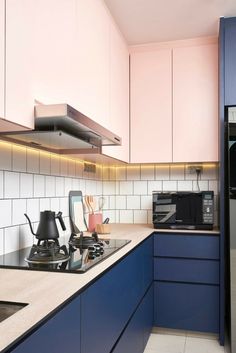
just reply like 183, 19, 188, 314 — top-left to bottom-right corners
154, 282, 219, 333
10, 296, 81, 353
142, 236, 154, 295
112, 284, 154, 353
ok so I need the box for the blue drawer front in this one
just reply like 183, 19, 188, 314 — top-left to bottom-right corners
154, 258, 219, 284
154, 282, 219, 333
154, 234, 219, 259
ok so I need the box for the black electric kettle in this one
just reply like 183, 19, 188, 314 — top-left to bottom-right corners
24, 211, 66, 240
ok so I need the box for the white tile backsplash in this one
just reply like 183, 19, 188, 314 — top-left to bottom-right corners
4, 172, 20, 198
0, 143, 219, 255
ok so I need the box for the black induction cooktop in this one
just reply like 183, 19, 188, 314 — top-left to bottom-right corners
0, 238, 131, 273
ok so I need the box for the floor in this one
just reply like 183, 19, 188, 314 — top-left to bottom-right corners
144, 329, 225, 353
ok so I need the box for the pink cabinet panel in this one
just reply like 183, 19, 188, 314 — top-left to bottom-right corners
72, 0, 110, 128
5, 0, 35, 129
173, 43, 218, 162
102, 20, 129, 163
0, 0, 4, 119
130, 49, 172, 163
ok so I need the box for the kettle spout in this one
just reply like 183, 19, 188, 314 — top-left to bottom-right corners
24, 214, 36, 236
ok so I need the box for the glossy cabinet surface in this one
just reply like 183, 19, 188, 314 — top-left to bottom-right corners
11, 296, 81, 353
0, 0, 4, 119
130, 48, 172, 163
173, 43, 218, 162
102, 20, 129, 162
154, 232, 220, 334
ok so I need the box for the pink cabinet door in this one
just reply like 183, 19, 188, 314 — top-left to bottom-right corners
102, 20, 129, 163
0, 0, 3, 119
173, 43, 218, 162
5, 0, 35, 130
73, 0, 109, 128
130, 49, 172, 163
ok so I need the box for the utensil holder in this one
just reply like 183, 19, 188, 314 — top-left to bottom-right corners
95, 224, 111, 234
88, 213, 102, 232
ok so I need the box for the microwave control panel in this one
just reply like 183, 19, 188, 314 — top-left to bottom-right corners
202, 193, 214, 224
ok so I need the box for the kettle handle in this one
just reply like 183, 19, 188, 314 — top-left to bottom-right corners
56, 211, 66, 231
24, 213, 36, 236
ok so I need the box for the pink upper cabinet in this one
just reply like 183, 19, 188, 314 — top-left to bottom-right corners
173, 42, 218, 162
73, 0, 110, 128
5, 0, 35, 130
102, 19, 129, 163
0, 0, 3, 119
130, 48, 172, 163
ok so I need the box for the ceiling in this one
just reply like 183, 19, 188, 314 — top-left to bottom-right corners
104, 0, 236, 45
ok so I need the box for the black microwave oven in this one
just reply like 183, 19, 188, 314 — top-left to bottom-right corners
152, 191, 214, 230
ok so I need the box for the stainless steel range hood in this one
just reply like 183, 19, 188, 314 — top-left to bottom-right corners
0, 104, 121, 154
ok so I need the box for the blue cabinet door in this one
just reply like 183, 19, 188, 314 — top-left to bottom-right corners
154, 282, 219, 333
142, 236, 154, 295
81, 247, 143, 353
113, 284, 154, 353
224, 17, 236, 105
11, 296, 81, 353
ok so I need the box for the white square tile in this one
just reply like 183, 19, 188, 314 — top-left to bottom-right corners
170, 165, 185, 180
86, 180, 97, 195
4, 172, 20, 198
102, 167, 109, 180
20, 173, 33, 198
115, 210, 120, 223
4, 226, 19, 253
103, 181, 116, 195
134, 181, 147, 195
177, 180, 193, 191
141, 195, 152, 210
59, 197, 69, 217
116, 167, 126, 180
45, 176, 56, 197
109, 196, 116, 209
12, 199, 27, 225
50, 155, 60, 176
26, 199, 40, 222
209, 180, 219, 195
34, 175, 45, 197
72, 178, 80, 191
96, 181, 103, 195
0, 141, 12, 170
134, 210, 147, 223
60, 158, 68, 176
192, 180, 209, 191
55, 177, 65, 197
39, 151, 51, 175
100, 195, 109, 210
109, 167, 116, 181
163, 180, 177, 191
80, 179, 86, 194
201, 165, 219, 180
27, 149, 39, 174
50, 198, 60, 212
155, 165, 170, 180
185, 337, 224, 353
145, 333, 186, 353
0, 229, 4, 255
19, 224, 33, 249
116, 196, 126, 209
64, 177, 72, 196
141, 165, 155, 180
127, 166, 141, 180
12, 145, 26, 172
148, 181, 162, 195
119, 181, 133, 195
127, 195, 140, 209
39, 198, 50, 212
119, 210, 133, 223
148, 210, 152, 224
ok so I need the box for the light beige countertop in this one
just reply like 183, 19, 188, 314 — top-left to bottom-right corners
0, 224, 220, 352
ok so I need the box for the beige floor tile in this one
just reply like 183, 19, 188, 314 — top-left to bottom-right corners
184, 337, 224, 353
145, 333, 186, 353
